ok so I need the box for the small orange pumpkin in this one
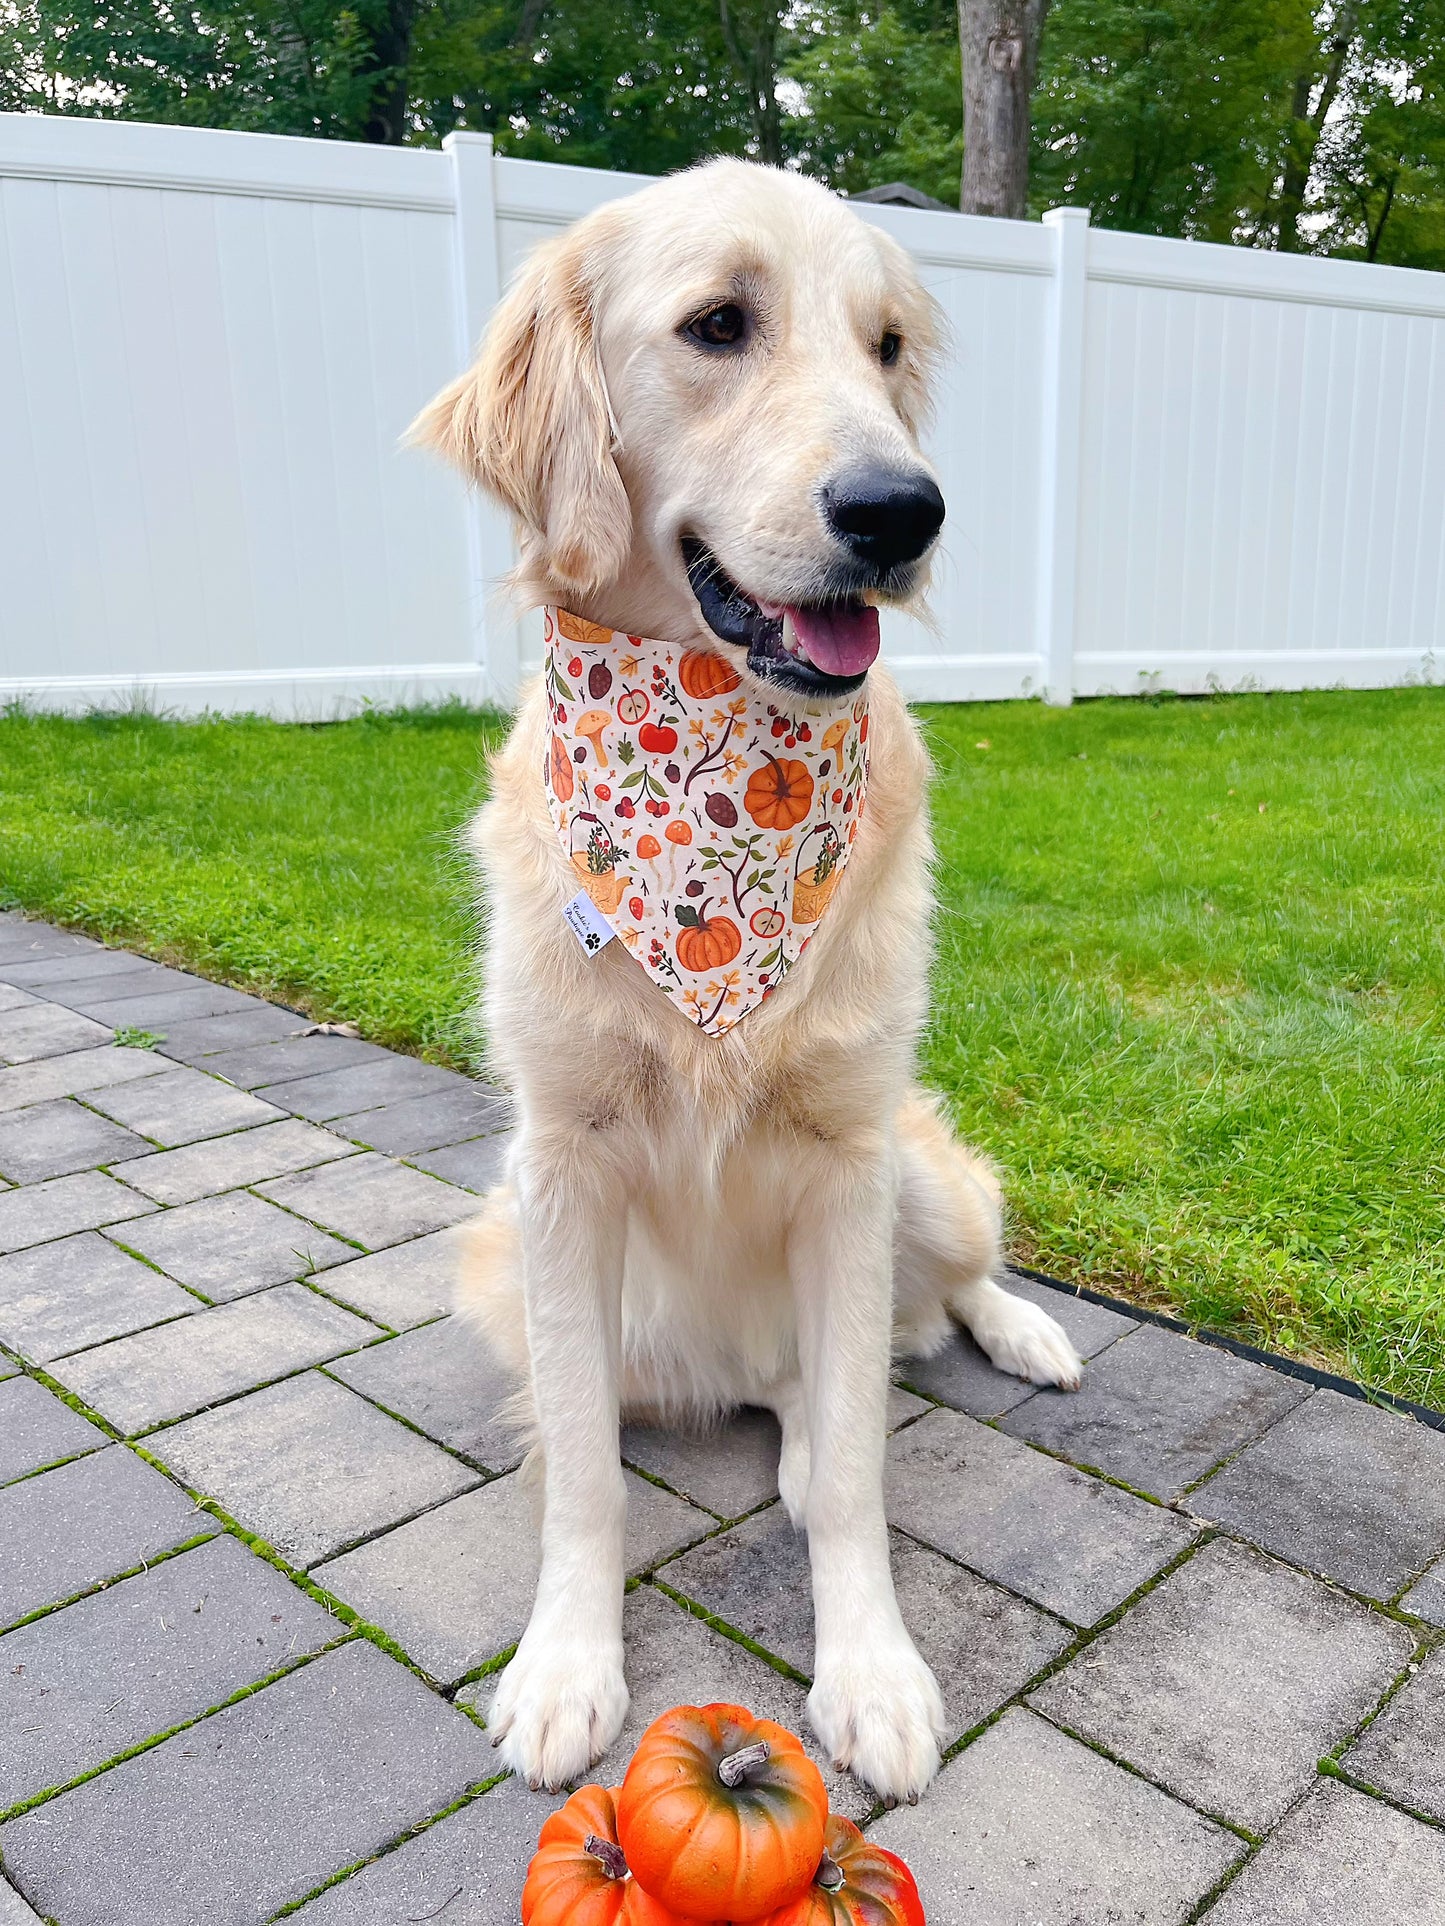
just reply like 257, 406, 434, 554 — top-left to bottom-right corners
557, 609, 615, 646
617, 1704, 827, 1921
744, 756, 814, 831
550, 734, 575, 803
751, 1814, 925, 1926
674, 902, 743, 974
679, 650, 742, 700
523, 1783, 703, 1926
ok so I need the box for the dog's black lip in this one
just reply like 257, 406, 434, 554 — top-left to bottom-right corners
681, 539, 870, 697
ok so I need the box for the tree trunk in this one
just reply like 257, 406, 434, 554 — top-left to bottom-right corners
1275, 15, 1354, 252
717, 0, 785, 167
958, 0, 1049, 218
359, 0, 418, 144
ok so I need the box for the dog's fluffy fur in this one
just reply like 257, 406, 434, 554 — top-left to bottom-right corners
415, 158, 1082, 1804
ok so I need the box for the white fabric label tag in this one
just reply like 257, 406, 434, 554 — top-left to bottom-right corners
562, 890, 617, 956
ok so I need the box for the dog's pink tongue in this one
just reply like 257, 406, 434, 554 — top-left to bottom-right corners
786, 603, 881, 678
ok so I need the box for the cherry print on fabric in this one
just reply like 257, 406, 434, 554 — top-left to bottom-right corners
542, 606, 871, 1036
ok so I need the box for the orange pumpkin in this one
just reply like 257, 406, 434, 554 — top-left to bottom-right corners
524, 1784, 703, 1926
557, 609, 615, 646
744, 756, 814, 831
674, 903, 743, 974
550, 734, 575, 803
751, 1815, 925, 1926
679, 650, 742, 700
617, 1704, 827, 1921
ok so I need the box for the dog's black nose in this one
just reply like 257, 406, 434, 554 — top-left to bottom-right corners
822, 468, 945, 573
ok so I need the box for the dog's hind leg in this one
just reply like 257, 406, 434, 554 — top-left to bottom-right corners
764, 1379, 811, 1528
894, 1090, 1082, 1390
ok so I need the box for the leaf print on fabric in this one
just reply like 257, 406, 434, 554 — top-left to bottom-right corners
541, 606, 870, 1036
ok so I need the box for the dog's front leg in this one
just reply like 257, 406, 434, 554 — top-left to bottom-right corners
488, 1127, 629, 1788
791, 1132, 945, 1805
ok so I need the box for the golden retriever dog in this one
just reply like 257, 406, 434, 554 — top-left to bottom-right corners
414, 158, 1083, 1805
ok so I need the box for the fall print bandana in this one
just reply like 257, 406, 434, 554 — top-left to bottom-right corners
542, 606, 871, 1036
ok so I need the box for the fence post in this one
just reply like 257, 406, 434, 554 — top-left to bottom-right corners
1036, 206, 1089, 706
444, 130, 521, 706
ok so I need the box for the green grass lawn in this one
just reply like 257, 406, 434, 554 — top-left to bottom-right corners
2, 689, 1442, 1409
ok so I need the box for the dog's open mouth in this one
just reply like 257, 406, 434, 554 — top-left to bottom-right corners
682, 539, 880, 694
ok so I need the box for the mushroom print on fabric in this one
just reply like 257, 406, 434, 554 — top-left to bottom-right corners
542, 607, 871, 1035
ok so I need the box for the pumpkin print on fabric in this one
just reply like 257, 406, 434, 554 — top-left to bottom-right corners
541, 607, 871, 1036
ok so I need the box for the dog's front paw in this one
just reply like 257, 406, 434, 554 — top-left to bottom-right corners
972, 1286, 1083, 1390
809, 1634, 944, 1806
488, 1631, 627, 1790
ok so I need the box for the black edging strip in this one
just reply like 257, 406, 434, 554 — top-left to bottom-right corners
1012, 1264, 1445, 1433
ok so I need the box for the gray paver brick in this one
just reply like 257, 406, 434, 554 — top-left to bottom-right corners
0, 1003, 112, 1064
330, 1083, 513, 1156
0, 1168, 156, 1255
154, 1004, 312, 1063
54, 1283, 379, 1434
623, 1406, 782, 1516
78, 985, 262, 1027
1030, 1536, 1414, 1830
0, 1096, 154, 1184
1204, 1780, 1445, 1924
668, 1505, 1070, 1739
0, 1375, 107, 1484
0, 1044, 170, 1115
261, 1055, 469, 1123
110, 1188, 358, 1301
903, 1272, 1136, 1417
1190, 1388, 1445, 1599
0, 1446, 211, 1628
257, 1152, 476, 1250
0, 951, 167, 992
0, 928, 99, 969
1003, 1323, 1310, 1499
1343, 1645, 1445, 1822
112, 1118, 356, 1205
287, 1780, 548, 1926
886, 1405, 1196, 1625
325, 1315, 522, 1469
0, 1882, 41, 1926
314, 1467, 709, 1685
407, 1134, 510, 1191
872, 1708, 1242, 1925
0, 985, 36, 1013
1400, 1555, 1445, 1626
46, 965, 199, 1009
150, 1371, 479, 1567
0, 1232, 194, 1362
200, 1033, 392, 1090
0, 1533, 338, 1809
0, 1641, 492, 1926
315, 1229, 462, 1327
83, 1065, 287, 1145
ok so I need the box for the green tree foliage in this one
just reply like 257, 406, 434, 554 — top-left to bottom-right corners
4, 0, 1443, 265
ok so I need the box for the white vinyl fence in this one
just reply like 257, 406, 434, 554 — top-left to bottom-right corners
2, 113, 1443, 714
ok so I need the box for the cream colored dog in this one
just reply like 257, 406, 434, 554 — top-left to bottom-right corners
415, 158, 1082, 1805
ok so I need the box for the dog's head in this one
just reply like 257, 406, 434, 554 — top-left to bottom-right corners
414, 158, 943, 697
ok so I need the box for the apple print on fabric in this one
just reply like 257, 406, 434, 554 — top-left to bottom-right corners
542, 606, 871, 1036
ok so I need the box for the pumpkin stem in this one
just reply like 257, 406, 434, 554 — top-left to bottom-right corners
583, 1834, 629, 1881
817, 1851, 846, 1893
717, 1740, 771, 1788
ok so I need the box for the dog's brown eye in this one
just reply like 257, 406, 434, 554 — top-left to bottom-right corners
879, 330, 903, 366
686, 303, 749, 349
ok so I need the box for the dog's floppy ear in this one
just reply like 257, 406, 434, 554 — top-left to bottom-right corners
409, 228, 630, 598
